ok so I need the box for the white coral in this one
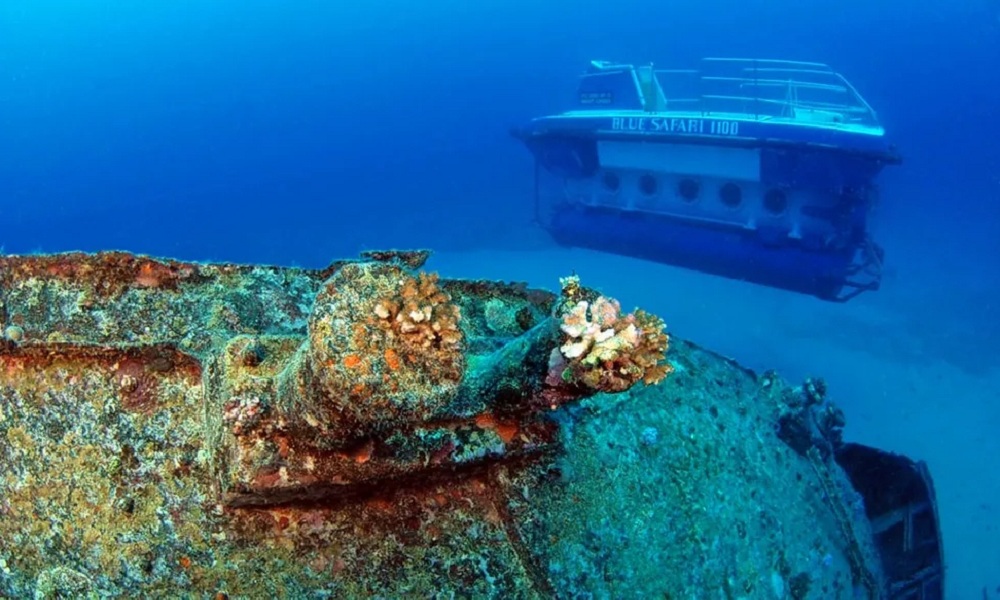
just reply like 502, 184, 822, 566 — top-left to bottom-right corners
559, 297, 640, 365
559, 301, 591, 338
585, 322, 639, 365
560, 339, 590, 359
590, 296, 620, 328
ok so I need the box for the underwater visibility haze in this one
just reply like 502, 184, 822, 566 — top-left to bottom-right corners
0, 1, 998, 598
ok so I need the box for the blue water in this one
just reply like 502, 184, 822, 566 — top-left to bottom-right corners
3, 1, 996, 266
2, 1, 999, 594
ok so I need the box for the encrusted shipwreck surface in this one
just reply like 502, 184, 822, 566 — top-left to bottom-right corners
0, 250, 881, 599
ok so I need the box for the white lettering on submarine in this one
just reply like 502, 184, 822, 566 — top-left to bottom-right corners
609, 117, 740, 136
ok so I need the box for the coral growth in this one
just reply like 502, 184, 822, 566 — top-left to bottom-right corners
548, 276, 670, 393
372, 271, 463, 357
305, 263, 466, 430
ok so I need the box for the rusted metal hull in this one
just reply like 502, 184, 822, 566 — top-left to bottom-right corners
0, 251, 901, 598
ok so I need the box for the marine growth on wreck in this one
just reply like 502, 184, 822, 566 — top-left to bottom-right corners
0, 250, 885, 598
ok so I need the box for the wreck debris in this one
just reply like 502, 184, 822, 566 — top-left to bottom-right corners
775, 375, 846, 458
0, 250, 908, 598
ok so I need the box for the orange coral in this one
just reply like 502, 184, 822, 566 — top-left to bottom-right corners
372, 272, 463, 354
370, 271, 464, 381
383, 348, 401, 371
135, 262, 162, 288
302, 263, 466, 433
474, 413, 520, 444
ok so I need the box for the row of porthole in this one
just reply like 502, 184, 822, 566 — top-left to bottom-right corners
600, 172, 789, 215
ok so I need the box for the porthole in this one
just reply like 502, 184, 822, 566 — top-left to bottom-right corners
677, 178, 700, 202
763, 189, 788, 215
638, 174, 658, 196
719, 182, 742, 208
601, 172, 620, 193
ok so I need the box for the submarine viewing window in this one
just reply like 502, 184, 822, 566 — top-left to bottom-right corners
677, 178, 700, 202
601, 172, 621, 193
763, 189, 788, 215
639, 174, 658, 196
719, 182, 742, 208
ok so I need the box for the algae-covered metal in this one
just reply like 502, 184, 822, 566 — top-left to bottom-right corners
0, 251, 939, 598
